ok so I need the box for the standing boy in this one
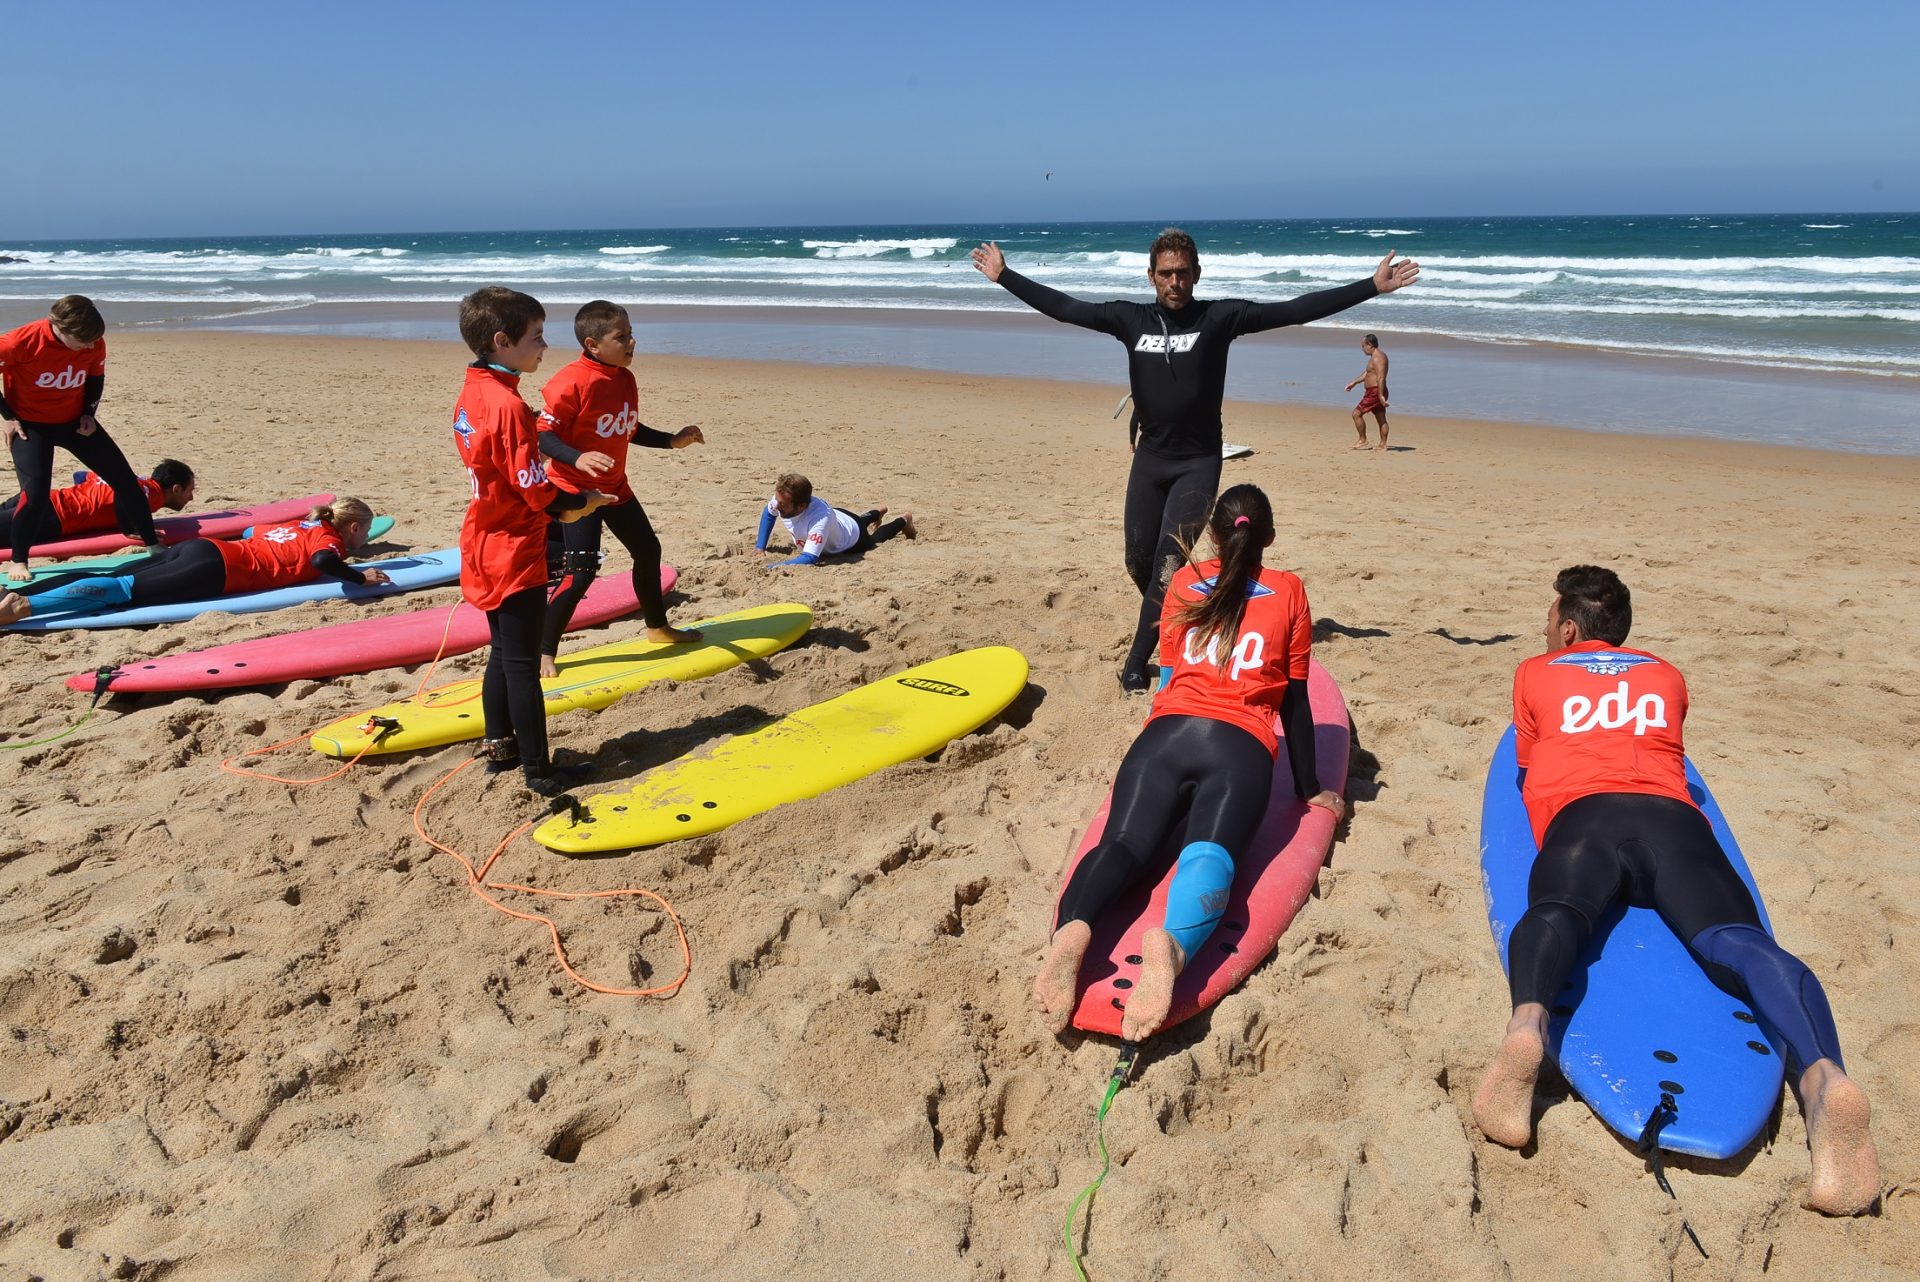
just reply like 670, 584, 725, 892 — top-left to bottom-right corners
535, 300, 704, 676
0, 296, 161, 577
452, 287, 611, 796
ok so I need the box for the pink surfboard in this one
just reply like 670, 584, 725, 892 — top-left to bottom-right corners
1057, 660, 1350, 1038
32, 494, 336, 560
66, 565, 676, 694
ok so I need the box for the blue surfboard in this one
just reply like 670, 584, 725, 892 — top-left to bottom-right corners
5, 548, 459, 632
1480, 724, 1785, 1159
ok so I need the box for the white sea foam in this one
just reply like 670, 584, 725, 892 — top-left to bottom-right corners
803, 238, 959, 259
598, 245, 670, 255
1333, 228, 1423, 236
1803, 224, 1849, 229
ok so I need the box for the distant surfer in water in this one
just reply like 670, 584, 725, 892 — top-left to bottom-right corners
1035, 484, 1345, 1041
1343, 334, 1390, 450
0, 499, 390, 625
973, 230, 1417, 692
1472, 565, 1881, 1215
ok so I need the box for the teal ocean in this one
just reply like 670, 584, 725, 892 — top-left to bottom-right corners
4, 215, 1917, 377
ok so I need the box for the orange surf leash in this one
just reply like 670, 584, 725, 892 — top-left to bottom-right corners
410, 756, 691, 998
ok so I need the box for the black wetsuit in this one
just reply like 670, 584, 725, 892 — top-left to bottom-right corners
536, 426, 679, 656
6, 378, 158, 563
1510, 790, 1847, 1077
994, 269, 1379, 677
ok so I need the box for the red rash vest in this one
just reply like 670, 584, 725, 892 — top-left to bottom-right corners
214, 520, 347, 595
1148, 560, 1313, 755
1512, 639, 1697, 845
0, 319, 106, 422
453, 365, 558, 611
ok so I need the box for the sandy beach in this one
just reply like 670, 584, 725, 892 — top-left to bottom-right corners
0, 329, 1915, 1281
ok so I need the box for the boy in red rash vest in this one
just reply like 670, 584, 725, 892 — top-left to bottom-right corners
0, 498, 388, 625
1471, 565, 1881, 1216
535, 299, 704, 678
452, 287, 614, 797
0, 296, 164, 578
0, 458, 196, 547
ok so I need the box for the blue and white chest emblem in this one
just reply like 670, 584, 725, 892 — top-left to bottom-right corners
1550, 651, 1657, 677
1185, 576, 1274, 600
452, 408, 475, 447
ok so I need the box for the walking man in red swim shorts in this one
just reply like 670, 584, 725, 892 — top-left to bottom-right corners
1344, 333, 1390, 451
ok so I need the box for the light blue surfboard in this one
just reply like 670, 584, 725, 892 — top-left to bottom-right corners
1480, 724, 1786, 1159
5, 547, 458, 632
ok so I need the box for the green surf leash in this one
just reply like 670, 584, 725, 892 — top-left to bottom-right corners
0, 668, 116, 752
1063, 1040, 1140, 1281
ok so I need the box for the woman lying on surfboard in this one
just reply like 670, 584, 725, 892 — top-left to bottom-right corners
0, 498, 389, 625
1035, 483, 1345, 1041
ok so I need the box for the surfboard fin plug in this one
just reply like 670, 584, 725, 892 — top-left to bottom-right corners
88, 666, 118, 708
361, 715, 401, 744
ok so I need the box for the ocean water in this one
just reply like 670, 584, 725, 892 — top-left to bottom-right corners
4, 214, 1918, 378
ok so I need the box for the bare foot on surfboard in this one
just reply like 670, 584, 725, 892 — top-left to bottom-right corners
1121, 927, 1186, 1043
1473, 1013, 1546, 1148
1801, 1063, 1881, 1214
0, 592, 31, 625
1034, 920, 1092, 1034
5, 562, 29, 582
538, 655, 559, 680
648, 625, 703, 645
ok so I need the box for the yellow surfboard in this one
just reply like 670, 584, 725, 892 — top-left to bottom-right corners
533, 645, 1029, 852
309, 602, 813, 758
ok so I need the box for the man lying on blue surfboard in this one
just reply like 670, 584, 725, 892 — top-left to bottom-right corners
1472, 565, 1880, 1215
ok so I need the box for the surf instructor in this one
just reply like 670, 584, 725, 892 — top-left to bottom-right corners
971, 230, 1418, 690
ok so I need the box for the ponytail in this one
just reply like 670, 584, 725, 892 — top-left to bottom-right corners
1175, 484, 1274, 669
310, 497, 374, 530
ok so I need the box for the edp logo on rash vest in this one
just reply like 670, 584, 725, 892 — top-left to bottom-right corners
36, 365, 88, 390
1550, 653, 1667, 736
595, 404, 641, 439
1135, 333, 1199, 355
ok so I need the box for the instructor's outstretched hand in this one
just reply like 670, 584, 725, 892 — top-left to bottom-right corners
970, 242, 1006, 283
1374, 251, 1420, 294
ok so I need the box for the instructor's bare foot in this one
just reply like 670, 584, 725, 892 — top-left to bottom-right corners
1034, 920, 1092, 1035
648, 625, 702, 645
900, 512, 917, 539
1473, 1008, 1547, 1148
1801, 1061, 1881, 1215
0, 592, 31, 625
1120, 927, 1186, 1042
538, 654, 559, 680
5, 562, 29, 582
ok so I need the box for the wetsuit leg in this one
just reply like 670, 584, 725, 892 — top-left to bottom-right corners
64, 425, 158, 547
482, 585, 551, 771
15, 541, 222, 614
1121, 447, 1220, 678
8, 423, 63, 563
1055, 715, 1269, 934
0, 495, 24, 549
125, 540, 225, 604
601, 498, 670, 629
1623, 795, 1848, 1076
1160, 720, 1272, 957
1505, 793, 1633, 1009
539, 508, 606, 657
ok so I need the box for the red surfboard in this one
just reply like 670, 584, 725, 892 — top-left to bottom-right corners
31, 494, 336, 560
67, 566, 675, 694
1057, 660, 1350, 1038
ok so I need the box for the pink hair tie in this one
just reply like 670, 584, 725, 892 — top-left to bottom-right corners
1233, 515, 1251, 527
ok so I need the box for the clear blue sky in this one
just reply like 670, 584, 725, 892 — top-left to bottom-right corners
4, 0, 1915, 238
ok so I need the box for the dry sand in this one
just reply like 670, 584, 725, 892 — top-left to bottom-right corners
0, 331, 1915, 1281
